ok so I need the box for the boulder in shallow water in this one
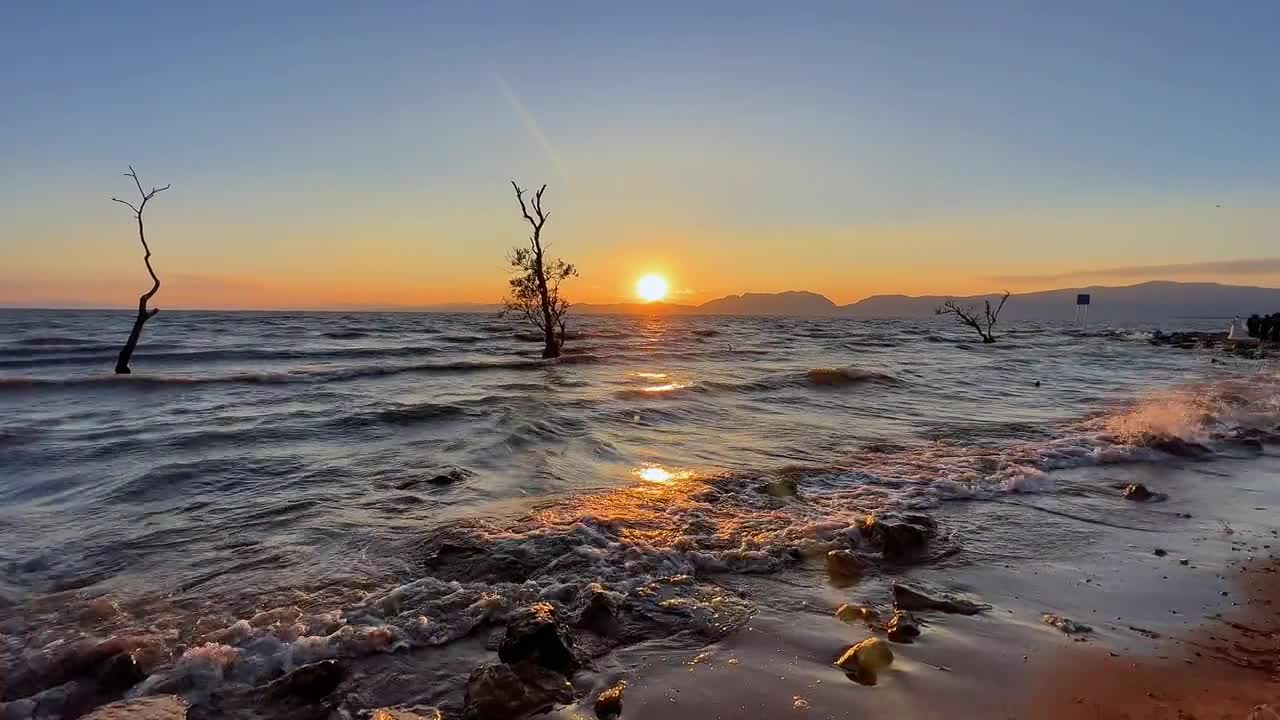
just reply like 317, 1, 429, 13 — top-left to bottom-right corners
82, 695, 188, 719
886, 610, 921, 643
499, 603, 578, 674
1041, 614, 1092, 635
892, 584, 985, 615
1122, 483, 1154, 502
365, 706, 443, 720
757, 477, 799, 498
426, 467, 473, 486
463, 662, 574, 720
95, 652, 146, 693
576, 584, 621, 637
825, 550, 865, 582
1146, 437, 1210, 457
835, 638, 894, 684
836, 604, 879, 624
860, 515, 932, 560
594, 681, 626, 719
262, 660, 345, 702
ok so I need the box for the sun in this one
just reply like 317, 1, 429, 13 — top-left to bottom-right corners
635, 274, 669, 303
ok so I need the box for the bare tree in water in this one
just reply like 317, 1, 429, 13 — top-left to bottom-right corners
112, 166, 170, 374
502, 181, 577, 359
936, 290, 1011, 344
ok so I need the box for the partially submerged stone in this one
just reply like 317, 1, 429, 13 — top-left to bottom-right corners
835, 604, 878, 624
85, 651, 146, 696
1042, 614, 1092, 635
463, 662, 574, 720
860, 515, 932, 560
576, 584, 621, 637
594, 681, 626, 719
825, 550, 865, 581
835, 637, 894, 684
82, 695, 188, 719
499, 603, 578, 674
366, 706, 443, 720
892, 584, 985, 615
886, 610, 921, 643
263, 659, 345, 702
1122, 483, 1154, 502
758, 477, 799, 498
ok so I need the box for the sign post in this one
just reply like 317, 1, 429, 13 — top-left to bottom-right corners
1075, 293, 1091, 326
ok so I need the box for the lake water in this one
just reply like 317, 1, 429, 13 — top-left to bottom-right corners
1, 309, 1276, 715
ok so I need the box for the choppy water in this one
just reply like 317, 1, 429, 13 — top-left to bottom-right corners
1, 309, 1277, 716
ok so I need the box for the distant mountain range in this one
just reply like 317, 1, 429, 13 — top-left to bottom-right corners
411, 281, 1280, 321
567, 282, 1280, 321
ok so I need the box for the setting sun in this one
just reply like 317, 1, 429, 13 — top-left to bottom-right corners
635, 274, 669, 302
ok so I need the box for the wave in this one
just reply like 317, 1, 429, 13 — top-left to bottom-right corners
0, 344, 446, 370
0, 358, 559, 391
8, 336, 100, 347
803, 367, 898, 387
321, 330, 369, 339
329, 401, 473, 429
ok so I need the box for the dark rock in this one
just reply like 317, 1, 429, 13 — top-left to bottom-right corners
1179, 559, 1190, 566
594, 681, 626, 719
499, 603, 578, 674
80, 691, 186, 712
1042, 614, 1092, 635
576, 585, 621, 637
893, 584, 985, 615
94, 652, 145, 693
427, 467, 472, 486
1153, 548, 1168, 557
1241, 438, 1264, 451
825, 550, 865, 582
361, 707, 443, 720
463, 662, 574, 720
1122, 483, 1154, 502
81, 695, 189, 719
860, 515, 932, 560
886, 610, 920, 643
0, 637, 134, 702
1146, 437, 1210, 457
757, 477, 799, 498
263, 660, 345, 702
1148, 331, 1226, 349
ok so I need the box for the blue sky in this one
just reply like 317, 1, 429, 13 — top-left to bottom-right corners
2, 1, 1278, 307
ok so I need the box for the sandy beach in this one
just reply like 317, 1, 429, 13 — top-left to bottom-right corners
608, 456, 1280, 720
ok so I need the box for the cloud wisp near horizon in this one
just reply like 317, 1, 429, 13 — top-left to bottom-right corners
991, 258, 1280, 288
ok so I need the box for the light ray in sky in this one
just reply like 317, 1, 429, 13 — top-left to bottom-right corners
494, 72, 571, 192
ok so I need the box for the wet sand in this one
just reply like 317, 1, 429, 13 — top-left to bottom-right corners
605, 457, 1280, 720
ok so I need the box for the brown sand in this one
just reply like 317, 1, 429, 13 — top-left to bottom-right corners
1024, 558, 1279, 719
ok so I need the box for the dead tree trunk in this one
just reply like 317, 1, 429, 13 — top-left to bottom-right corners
936, 291, 1011, 344
112, 166, 169, 374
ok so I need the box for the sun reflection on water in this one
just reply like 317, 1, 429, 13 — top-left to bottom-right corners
635, 465, 697, 485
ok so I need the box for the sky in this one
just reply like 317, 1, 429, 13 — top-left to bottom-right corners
2, 1, 1278, 309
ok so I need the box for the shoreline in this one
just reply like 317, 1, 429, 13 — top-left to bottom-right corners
613, 457, 1280, 720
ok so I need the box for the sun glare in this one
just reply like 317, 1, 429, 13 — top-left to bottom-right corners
635, 274, 669, 302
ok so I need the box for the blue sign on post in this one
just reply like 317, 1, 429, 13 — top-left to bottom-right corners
1075, 294, 1091, 326
1076, 294, 1091, 306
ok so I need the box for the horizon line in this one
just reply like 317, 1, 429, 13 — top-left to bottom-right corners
5, 279, 1280, 314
